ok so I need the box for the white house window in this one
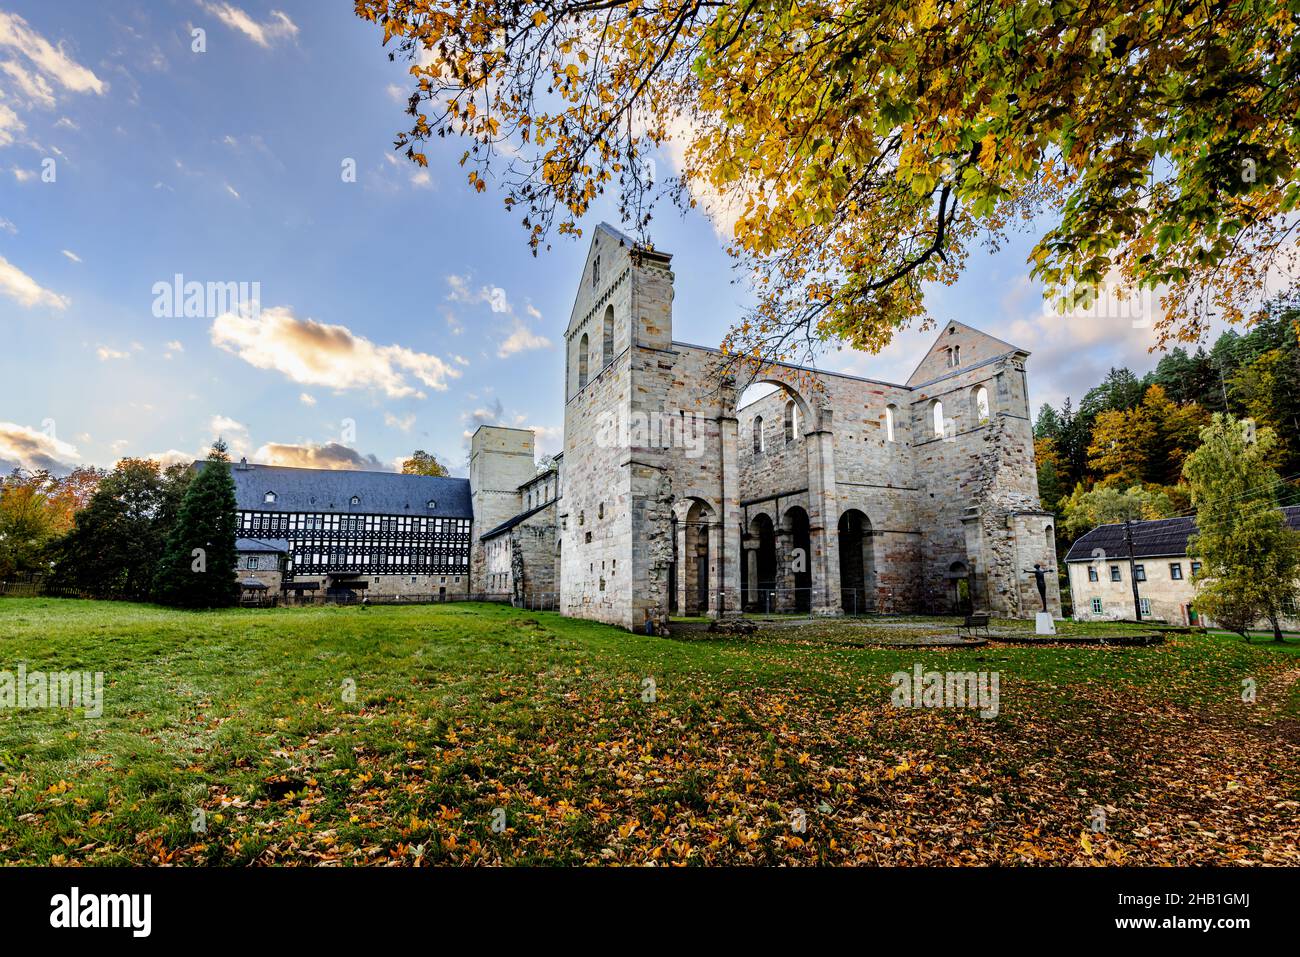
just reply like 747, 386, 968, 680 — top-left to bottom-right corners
246, 556, 259, 570
1139, 598, 1151, 616
753, 415, 765, 454
1170, 562, 1183, 580
264, 491, 276, 503
1088, 565, 1099, 582
932, 400, 945, 437
1110, 565, 1122, 582
427, 499, 437, 509
1134, 563, 1146, 582
350, 495, 360, 506
1091, 598, 1104, 614
885, 405, 897, 442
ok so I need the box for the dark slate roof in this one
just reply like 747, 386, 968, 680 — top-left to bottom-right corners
236, 537, 288, 553
1064, 506, 1300, 563
480, 500, 555, 541
196, 461, 473, 518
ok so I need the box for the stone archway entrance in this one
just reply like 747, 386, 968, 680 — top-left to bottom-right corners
948, 560, 972, 614
784, 506, 812, 613
679, 499, 716, 616
744, 512, 778, 612
838, 509, 875, 614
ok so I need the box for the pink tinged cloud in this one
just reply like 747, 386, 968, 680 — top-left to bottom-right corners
209, 306, 460, 398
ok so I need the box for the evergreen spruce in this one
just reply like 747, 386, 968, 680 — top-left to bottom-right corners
153, 441, 240, 608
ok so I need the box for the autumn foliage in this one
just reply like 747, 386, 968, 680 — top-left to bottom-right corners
358, 0, 1300, 365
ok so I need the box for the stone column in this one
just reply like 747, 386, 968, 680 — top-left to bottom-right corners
717, 413, 741, 616
804, 408, 842, 615
774, 527, 796, 612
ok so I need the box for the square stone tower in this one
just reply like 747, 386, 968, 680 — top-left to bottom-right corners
558, 223, 682, 630
469, 425, 537, 590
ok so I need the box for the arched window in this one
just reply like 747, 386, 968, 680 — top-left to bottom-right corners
577, 333, 589, 389
602, 305, 614, 368
974, 385, 990, 424
592, 254, 600, 287
753, 415, 765, 454
783, 400, 799, 443
932, 400, 945, 437
885, 404, 897, 442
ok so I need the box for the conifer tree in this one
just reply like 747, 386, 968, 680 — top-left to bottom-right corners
153, 441, 239, 608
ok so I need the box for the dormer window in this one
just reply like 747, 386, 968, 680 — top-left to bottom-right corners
350, 495, 360, 506
426, 499, 437, 509
263, 491, 276, 504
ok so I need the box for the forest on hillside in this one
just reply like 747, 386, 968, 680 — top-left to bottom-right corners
1034, 295, 1300, 549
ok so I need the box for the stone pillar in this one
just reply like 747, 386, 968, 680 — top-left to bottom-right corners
804, 409, 842, 616
717, 413, 741, 616
774, 527, 797, 612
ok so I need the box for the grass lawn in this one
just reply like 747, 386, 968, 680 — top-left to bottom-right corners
1, 598, 1298, 866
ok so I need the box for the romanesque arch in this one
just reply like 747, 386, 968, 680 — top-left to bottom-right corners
838, 509, 876, 614
673, 497, 717, 616
782, 505, 812, 613
744, 511, 778, 612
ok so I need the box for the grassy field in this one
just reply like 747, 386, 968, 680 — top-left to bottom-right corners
1, 598, 1297, 866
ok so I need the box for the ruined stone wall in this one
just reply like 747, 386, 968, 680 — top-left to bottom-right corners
548, 229, 1058, 628
508, 509, 559, 605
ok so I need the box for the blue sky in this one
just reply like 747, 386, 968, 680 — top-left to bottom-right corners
0, 2, 1228, 477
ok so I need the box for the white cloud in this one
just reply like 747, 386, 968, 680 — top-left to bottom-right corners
199, 3, 299, 48
0, 103, 25, 147
210, 414, 247, 435
446, 274, 512, 313
96, 345, 130, 361
298, 392, 316, 406
0, 254, 68, 309
0, 421, 79, 472
0, 11, 105, 96
210, 305, 461, 398
60, 249, 81, 263
384, 411, 416, 432
410, 169, 433, 189
224, 183, 240, 200
385, 83, 405, 103
143, 449, 198, 469
497, 319, 553, 358
1, 59, 55, 108
53, 116, 77, 130
0, 216, 15, 234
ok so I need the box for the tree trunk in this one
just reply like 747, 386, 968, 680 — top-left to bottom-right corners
1271, 614, 1284, 643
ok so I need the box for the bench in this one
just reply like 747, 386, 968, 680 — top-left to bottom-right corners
959, 613, 991, 638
